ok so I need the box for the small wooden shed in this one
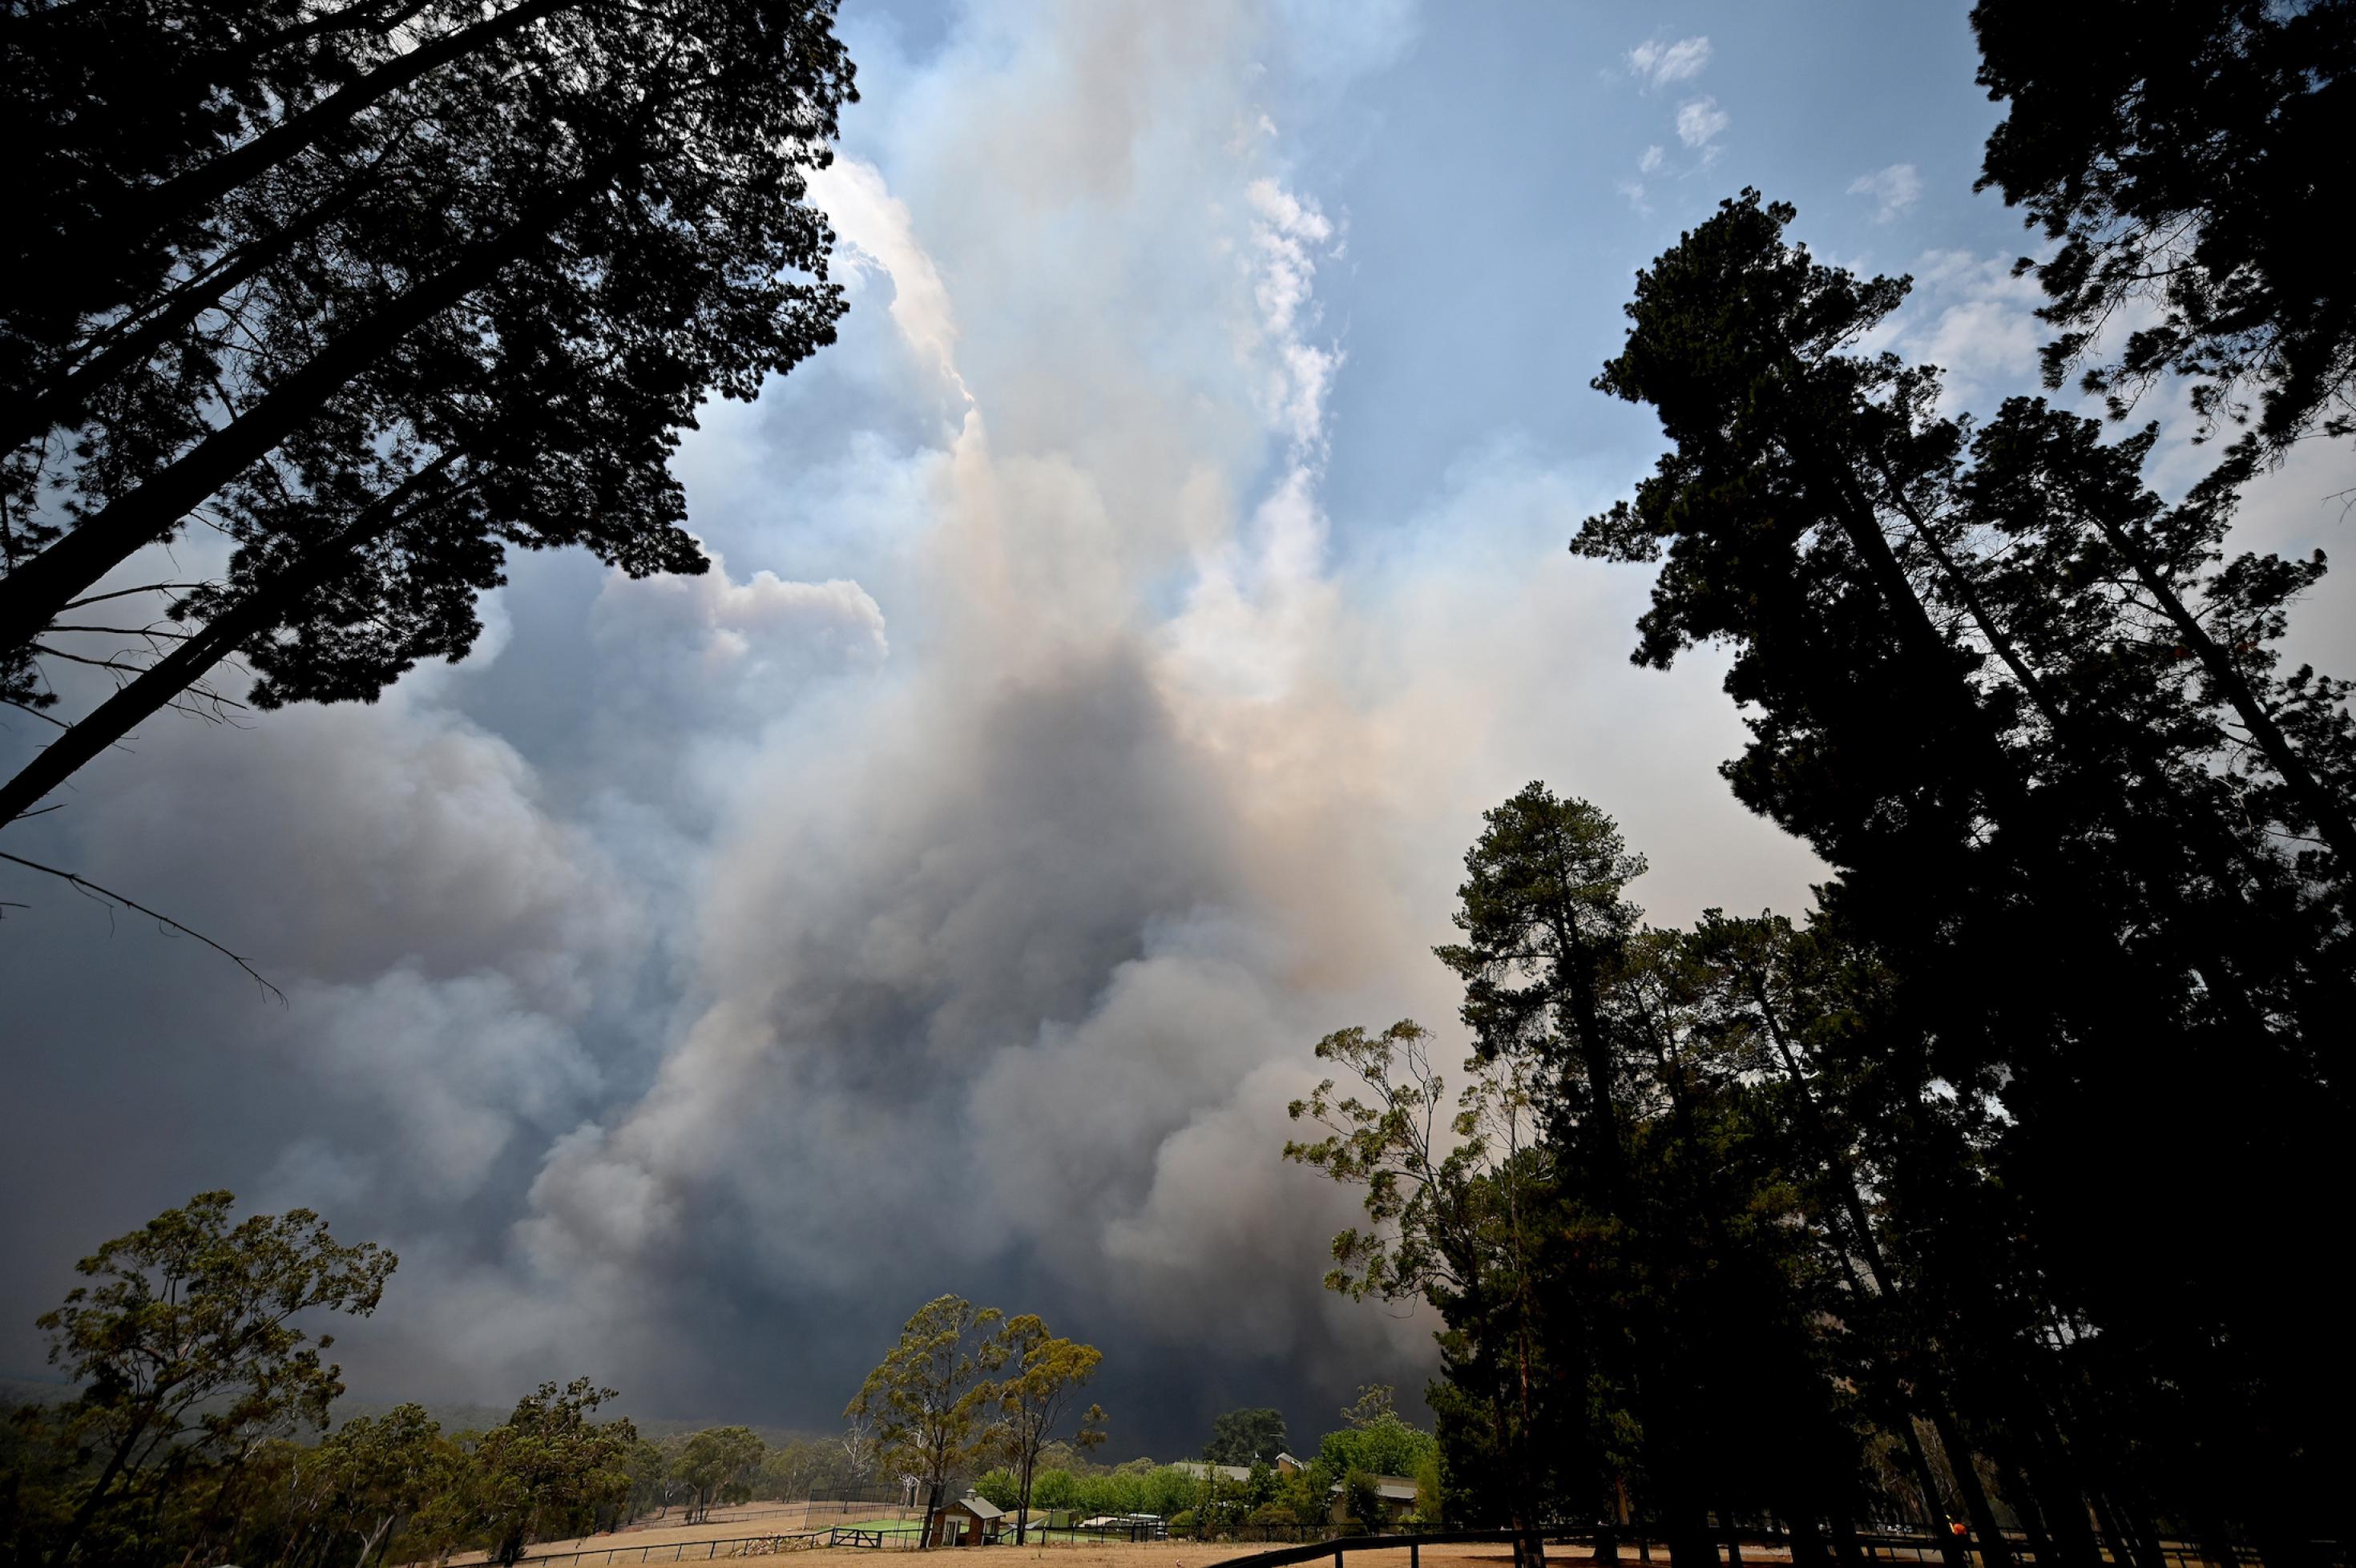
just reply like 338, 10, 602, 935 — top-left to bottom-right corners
931, 1494, 1007, 1547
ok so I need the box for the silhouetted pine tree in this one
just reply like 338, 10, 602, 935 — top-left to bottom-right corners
1575, 191, 2351, 1561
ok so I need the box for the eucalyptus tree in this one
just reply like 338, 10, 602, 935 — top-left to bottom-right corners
847, 1296, 1006, 1549
29, 1190, 397, 1566
1204, 1409, 1289, 1469
322, 1403, 454, 1568
988, 1316, 1106, 1544
1285, 1019, 1554, 1566
671, 1426, 765, 1526
463, 1379, 638, 1567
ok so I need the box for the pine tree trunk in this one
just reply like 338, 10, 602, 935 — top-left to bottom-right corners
1993, 1460, 2055, 1568
0, 457, 454, 828
1784, 1505, 1830, 1568
2092, 509, 2356, 880
1663, 1512, 1717, 1568
1897, 1416, 1968, 1568
1599, 1475, 1628, 1568
2015, 1417, 2102, 1568
1887, 479, 2316, 1029
1825, 1508, 1866, 1568
1922, 1410, 2011, 1568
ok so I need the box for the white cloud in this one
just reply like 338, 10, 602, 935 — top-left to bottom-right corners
1676, 95, 1730, 148
1638, 143, 1665, 175
812, 157, 974, 409
1848, 162, 1924, 223
1628, 35, 1711, 89
1877, 248, 2051, 411
1244, 178, 1342, 454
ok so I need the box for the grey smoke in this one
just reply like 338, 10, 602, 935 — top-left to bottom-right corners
11, 0, 2342, 1457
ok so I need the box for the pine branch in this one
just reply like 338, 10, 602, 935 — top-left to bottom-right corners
0, 850, 284, 1002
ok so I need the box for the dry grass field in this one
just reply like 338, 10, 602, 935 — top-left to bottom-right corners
428, 1524, 1801, 1568
430, 1499, 824, 1564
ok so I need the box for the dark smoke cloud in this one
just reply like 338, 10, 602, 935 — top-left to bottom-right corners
12, 0, 2076, 1456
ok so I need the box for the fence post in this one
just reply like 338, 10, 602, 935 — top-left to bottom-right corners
1413, 1542, 1422, 1568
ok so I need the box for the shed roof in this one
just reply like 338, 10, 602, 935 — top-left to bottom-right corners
954, 1495, 1006, 1519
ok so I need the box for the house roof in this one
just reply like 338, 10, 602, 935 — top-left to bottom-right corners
1327, 1474, 1420, 1501
1171, 1461, 1254, 1482
955, 1495, 1006, 1519
1274, 1452, 1304, 1467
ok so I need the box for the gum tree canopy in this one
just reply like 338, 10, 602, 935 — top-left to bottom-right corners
33, 1190, 397, 1565
0, 0, 857, 831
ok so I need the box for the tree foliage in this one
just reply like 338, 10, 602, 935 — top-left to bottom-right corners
1973, 0, 2356, 452
1204, 1408, 1289, 1468
845, 1295, 1005, 1542
320, 1402, 456, 1566
1289, 184, 2352, 1568
0, 1192, 672, 1568
28, 1189, 396, 1565
0, 0, 857, 838
671, 1425, 764, 1525
460, 1379, 638, 1566
988, 1314, 1104, 1543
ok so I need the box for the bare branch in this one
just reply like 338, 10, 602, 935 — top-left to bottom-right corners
61, 583, 212, 611
28, 643, 154, 678
0, 850, 284, 1002
4, 699, 73, 731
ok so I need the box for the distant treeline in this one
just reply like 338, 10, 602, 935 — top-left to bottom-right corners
970, 1392, 1442, 1530
0, 1187, 920, 1567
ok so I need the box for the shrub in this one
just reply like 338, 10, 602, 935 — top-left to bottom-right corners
973, 1469, 1020, 1510
1032, 1469, 1078, 1510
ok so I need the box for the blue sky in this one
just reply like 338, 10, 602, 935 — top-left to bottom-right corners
4, 0, 2349, 1450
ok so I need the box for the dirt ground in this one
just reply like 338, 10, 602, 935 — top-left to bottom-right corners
780, 1546, 1792, 1568
433, 1527, 1801, 1568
